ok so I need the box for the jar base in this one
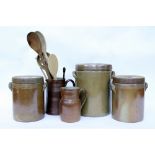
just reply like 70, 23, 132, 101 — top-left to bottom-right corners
112, 116, 143, 123
61, 118, 80, 123
82, 113, 109, 117
13, 114, 45, 122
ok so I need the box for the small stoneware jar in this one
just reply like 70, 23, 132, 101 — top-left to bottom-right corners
60, 87, 86, 123
46, 78, 75, 115
111, 75, 148, 123
73, 63, 114, 117
9, 76, 45, 122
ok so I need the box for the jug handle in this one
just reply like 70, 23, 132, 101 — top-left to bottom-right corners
8, 82, 12, 91
145, 82, 148, 91
72, 71, 77, 78
79, 88, 87, 110
111, 71, 115, 78
111, 83, 116, 93
43, 83, 47, 90
65, 79, 75, 87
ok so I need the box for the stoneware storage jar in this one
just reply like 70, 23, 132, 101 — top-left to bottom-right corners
73, 63, 114, 117
111, 75, 148, 123
46, 78, 75, 115
60, 87, 86, 123
9, 76, 45, 122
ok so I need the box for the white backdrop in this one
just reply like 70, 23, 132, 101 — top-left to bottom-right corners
0, 26, 154, 128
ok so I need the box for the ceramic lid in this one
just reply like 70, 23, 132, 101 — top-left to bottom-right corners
75, 63, 112, 71
113, 75, 145, 84
12, 76, 44, 84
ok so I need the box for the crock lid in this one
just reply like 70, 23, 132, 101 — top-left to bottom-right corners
113, 75, 145, 84
12, 76, 44, 84
75, 63, 112, 71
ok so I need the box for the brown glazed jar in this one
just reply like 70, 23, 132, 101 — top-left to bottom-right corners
46, 78, 75, 115
111, 75, 148, 123
9, 76, 45, 122
60, 87, 86, 123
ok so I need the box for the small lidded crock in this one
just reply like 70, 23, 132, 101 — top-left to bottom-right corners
111, 75, 148, 123
9, 76, 45, 122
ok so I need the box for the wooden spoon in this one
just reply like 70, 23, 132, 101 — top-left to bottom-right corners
48, 54, 58, 79
27, 32, 42, 56
36, 56, 48, 80
35, 31, 49, 62
34, 31, 58, 80
36, 54, 50, 80
27, 32, 52, 80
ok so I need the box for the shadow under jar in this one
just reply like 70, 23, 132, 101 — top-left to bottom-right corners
73, 63, 114, 117
111, 75, 148, 123
46, 78, 75, 115
9, 76, 45, 122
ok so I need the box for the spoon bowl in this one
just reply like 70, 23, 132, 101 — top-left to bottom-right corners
48, 54, 58, 79
27, 31, 53, 80
27, 32, 42, 55
35, 31, 48, 61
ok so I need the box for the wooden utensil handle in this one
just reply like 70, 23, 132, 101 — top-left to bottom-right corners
36, 56, 53, 80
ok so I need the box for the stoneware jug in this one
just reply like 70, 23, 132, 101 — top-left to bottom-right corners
73, 63, 114, 117
111, 75, 148, 123
46, 78, 75, 115
9, 76, 45, 122
60, 87, 86, 123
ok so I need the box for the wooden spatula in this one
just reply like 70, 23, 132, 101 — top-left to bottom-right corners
48, 54, 58, 79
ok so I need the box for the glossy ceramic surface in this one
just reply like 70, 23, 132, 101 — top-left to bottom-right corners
60, 87, 86, 123
9, 76, 45, 122
73, 70, 112, 117
112, 75, 148, 123
46, 78, 75, 115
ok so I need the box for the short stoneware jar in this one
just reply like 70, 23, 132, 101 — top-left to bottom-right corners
111, 75, 148, 123
9, 76, 45, 122
60, 87, 86, 123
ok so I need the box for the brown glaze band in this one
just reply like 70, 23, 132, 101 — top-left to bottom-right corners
60, 87, 86, 123
9, 76, 45, 122
112, 77, 148, 123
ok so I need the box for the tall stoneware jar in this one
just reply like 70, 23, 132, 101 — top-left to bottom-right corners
9, 76, 45, 122
111, 75, 148, 123
73, 63, 113, 117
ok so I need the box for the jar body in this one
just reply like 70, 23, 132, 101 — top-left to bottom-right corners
74, 71, 111, 117
112, 84, 145, 123
11, 76, 45, 122
46, 78, 65, 115
60, 88, 81, 123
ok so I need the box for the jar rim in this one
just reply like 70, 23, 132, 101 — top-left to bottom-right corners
76, 63, 112, 71
113, 75, 145, 84
12, 75, 44, 84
